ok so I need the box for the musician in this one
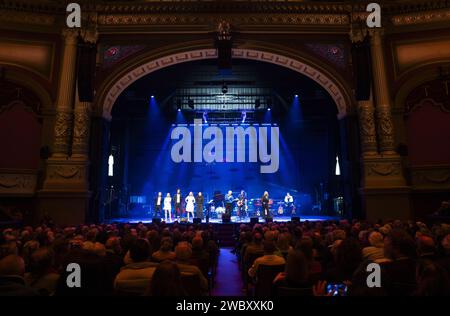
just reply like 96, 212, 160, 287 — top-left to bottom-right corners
154, 192, 163, 217
225, 190, 234, 217
237, 190, 247, 219
163, 193, 172, 222
284, 192, 294, 214
185, 192, 196, 222
196, 192, 204, 219
174, 188, 182, 220
262, 191, 270, 218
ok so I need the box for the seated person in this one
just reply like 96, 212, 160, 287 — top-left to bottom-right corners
362, 232, 386, 262
114, 239, 157, 295
273, 249, 310, 289
145, 260, 186, 296
175, 242, 208, 294
24, 248, 60, 296
189, 237, 210, 278
0, 255, 38, 296
380, 230, 417, 296
248, 240, 286, 278
152, 238, 176, 262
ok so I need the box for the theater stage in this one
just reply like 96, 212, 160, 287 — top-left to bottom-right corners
107, 215, 341, 225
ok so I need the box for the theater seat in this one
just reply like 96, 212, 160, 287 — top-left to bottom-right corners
254, 264, 285, 296
181, 273, 203, 296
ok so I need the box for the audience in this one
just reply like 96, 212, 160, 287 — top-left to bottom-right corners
1, 218, 449, 296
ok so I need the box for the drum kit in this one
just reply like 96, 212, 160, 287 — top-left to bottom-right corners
207, 192, 297, 219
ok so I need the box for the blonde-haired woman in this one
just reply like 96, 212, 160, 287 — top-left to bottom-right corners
163, 193, 172, 222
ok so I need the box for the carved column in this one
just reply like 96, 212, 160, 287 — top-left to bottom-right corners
357, 90, 377, 156
72, 99, 92, 159
370, 29, 396, 154
53, 29, 78, 157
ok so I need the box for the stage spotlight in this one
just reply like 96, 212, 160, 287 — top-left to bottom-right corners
188, 99, 194, 109
268, 108, 271, 111
255, 99, 261, 109
178, 108, 181, 112
241, 111, 247, 123
151, 95, 155, 99
203, 111, 208, 124
176, 99, 181, 112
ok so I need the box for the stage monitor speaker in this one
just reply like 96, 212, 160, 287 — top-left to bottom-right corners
291, 216, 300, 222
222, 214, 231, 223
193, 218, 202, 224
152, 218, 161, 224
265, 217, 273, 223
77, 39, 97, 102
351, 36, 372, 101
250, 217, 259, 224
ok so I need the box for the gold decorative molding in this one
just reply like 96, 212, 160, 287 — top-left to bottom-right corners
97, 13, 349, 27
43, 158, 89, 191
0, 169, 37, 196
410, 165, 450, 189
362, 155, 406, 188
392, 8, 450, 26
102, 48, 347, 120
0, 9, 55, 26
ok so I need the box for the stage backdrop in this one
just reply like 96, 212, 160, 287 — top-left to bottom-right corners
110, 106, 338, 209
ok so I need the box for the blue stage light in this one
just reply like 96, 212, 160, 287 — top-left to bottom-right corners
268, 108, 271, 111
294, 94, 298, 98
151, 95, 155, 99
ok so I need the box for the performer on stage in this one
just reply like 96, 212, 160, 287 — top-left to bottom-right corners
154, 192, 163, 218
225, 190, 234, 217
262, 191, 270, 218
284, 192, 294, 215
163, 193, 172, 222
196, 192, 204, 220
185, 192, 195, 222
237, 190, 247, 219
174, 188, 182, 220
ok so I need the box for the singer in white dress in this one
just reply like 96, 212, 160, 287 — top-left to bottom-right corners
185, 192, 195, 222
163, 193, 172, 222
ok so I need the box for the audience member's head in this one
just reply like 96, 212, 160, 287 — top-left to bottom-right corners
175, 242, 192, 262
147, 260, 184, 296
105, 237, 122, 255
129, 239, 150, 263
0, 254, 25, 277
368, 231, 384, 248
191, 236, 203, 251
384, 230, 417, 259
417, 235, 436, 257
263, 240, 276, 255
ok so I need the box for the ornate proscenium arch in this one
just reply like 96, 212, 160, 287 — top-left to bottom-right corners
102, 49, 348, 120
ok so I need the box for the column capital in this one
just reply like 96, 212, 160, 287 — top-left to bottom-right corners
61, 28, 79, 45
82, 28, 98, 44
349, 28, 367, 43
368, 28, 385, 45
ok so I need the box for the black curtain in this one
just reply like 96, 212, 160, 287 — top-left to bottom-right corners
77, 39, 97, 102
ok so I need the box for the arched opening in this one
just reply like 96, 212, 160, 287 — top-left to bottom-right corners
98, 56, 352, 222
99, 49, 350, 121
